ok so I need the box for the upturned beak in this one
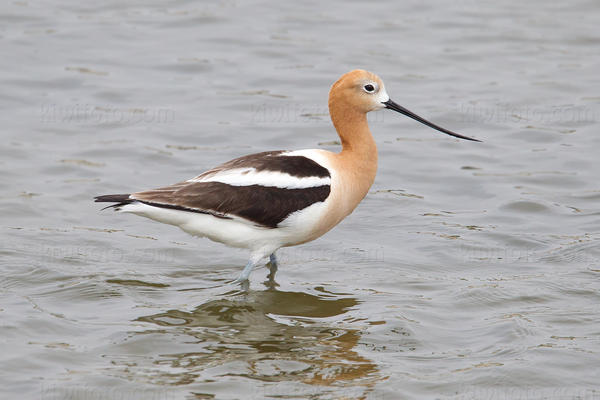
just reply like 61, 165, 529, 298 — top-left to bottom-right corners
383, 99, 480, 142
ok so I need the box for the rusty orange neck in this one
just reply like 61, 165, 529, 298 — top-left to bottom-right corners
328, 97, 378, 205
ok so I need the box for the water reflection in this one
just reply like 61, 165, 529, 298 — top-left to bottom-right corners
135, 286, 381, 391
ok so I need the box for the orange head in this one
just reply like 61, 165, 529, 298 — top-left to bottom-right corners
328, 69, 480, 141
328, 69, 390, 114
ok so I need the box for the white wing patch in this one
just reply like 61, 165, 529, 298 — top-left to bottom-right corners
187, 167, 331, 189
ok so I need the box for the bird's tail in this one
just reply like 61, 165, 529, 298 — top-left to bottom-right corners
94, 194, 133, 211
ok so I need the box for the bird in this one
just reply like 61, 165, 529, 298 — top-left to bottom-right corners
95, 69, 479, 283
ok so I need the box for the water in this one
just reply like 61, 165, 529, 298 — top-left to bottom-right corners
1, 1, 599, 399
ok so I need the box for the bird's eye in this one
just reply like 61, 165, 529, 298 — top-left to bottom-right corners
363, 84, 375, 93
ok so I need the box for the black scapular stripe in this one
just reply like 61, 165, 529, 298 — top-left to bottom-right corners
195, 151, 331, 180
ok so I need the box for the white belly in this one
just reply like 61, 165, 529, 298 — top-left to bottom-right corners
119, 200, 331, 252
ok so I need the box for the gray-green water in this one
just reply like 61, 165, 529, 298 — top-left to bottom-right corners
1, 1, 599, 399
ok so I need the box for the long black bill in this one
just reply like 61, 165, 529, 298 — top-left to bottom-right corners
383, 99, 480, 142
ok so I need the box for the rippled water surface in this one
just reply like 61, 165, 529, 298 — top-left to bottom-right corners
2, 1, 600, 399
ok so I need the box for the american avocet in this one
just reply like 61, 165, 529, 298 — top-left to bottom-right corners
95, 70, 479, 283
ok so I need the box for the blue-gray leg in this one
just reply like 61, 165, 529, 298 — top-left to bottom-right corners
232, 251, 278, 285
266, 252, 279, 288
269, 253, 278, 268
233, 259, 257, 284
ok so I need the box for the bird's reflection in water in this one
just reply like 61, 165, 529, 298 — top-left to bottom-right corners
133, 275, 382, 394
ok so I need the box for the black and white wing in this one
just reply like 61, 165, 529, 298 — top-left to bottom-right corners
95, 150, 332, 228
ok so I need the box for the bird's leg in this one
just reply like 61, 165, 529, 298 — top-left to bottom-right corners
232, 259, 257, 284
269, 253, 278, 269
267, 253, 278, 282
